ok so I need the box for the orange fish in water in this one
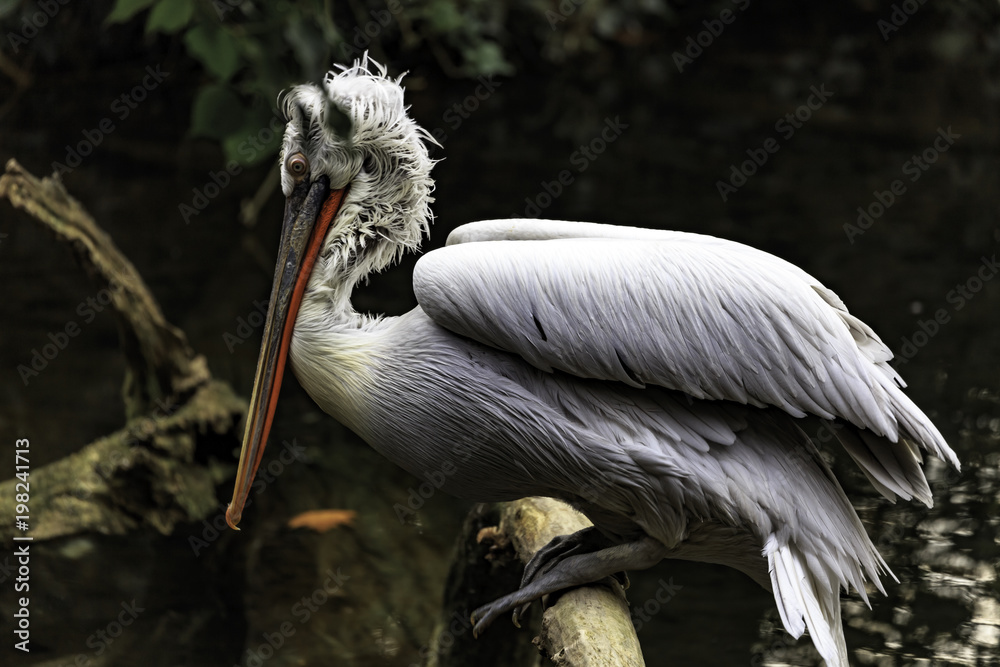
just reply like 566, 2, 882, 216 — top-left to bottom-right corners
287, 509, 357, 533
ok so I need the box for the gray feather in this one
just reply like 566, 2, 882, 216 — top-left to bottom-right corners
414, 230, 955, 472
275, 63, 957, 667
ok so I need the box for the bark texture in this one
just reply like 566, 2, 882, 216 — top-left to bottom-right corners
0, 158, 210, 419
432, 499, 645, 667
0, 159, 243, 541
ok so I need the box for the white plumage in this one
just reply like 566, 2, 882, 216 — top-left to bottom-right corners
227, 57, 960, 667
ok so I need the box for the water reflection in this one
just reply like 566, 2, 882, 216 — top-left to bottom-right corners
753, 388, 1000, 666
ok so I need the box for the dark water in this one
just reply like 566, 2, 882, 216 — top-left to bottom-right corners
1, 3, 999, 666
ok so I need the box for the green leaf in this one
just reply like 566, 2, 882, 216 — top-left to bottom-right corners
424, 0, 463, 34
183, 24, 242, 81
146, 0, 194, 34
0, 0, 22, 20
462, 41, 514, 76
222, 106, 286, 165
105, 0, 158, 24
222, 126, 282, 166
190, 84, 245, 139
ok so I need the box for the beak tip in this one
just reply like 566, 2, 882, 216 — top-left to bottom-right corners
225, 504, 242, 531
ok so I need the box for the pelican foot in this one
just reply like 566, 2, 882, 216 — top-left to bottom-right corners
520, 527, 612, 587
510, 527, 619, 624
471, 535, 669, 637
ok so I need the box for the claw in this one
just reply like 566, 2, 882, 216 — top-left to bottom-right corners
470, 601, 506, 638
471, 529, 628, 641
512, 600, 532, 628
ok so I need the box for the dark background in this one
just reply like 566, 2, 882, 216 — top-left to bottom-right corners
1, 1, 998, 665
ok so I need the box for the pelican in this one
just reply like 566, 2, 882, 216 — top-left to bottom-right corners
225, 57, 959, 667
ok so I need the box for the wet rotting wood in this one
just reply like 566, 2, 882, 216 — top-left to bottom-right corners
0, 159, 245, 540
0, 158, 210, 420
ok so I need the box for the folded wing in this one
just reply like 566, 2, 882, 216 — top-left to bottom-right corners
413, 219, 957, 474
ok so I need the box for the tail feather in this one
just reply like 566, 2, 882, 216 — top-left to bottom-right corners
879, 372, 959, 470
766, 537, 849, 667
835, 426, 933, 507
861, 364, 959, 470
760, 421, 894, 667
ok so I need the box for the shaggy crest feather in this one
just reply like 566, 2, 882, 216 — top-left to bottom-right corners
278, 54, 437, 307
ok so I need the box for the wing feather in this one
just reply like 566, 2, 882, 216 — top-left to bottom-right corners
415, 220, 955, 469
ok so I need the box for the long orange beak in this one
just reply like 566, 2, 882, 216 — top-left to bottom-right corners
226, 175, 346, 530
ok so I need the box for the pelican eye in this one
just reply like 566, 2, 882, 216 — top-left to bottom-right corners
287, 153, 309, 180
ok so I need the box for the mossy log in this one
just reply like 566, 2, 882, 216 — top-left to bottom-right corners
0, 380, 244, 541
0, 158, 210, 420
0, 159, 244, 541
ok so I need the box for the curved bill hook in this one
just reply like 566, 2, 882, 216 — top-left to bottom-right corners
226, 175, 346, 529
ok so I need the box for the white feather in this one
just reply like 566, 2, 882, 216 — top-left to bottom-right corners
276, 65, 957, 667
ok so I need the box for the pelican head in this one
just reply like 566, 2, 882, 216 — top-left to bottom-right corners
226, 57, 436, 529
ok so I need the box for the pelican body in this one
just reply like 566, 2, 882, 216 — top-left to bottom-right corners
225, 59, 958, 667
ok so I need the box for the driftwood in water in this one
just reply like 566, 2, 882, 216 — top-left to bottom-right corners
0, 159, 244, 541
0, 158, 210, 419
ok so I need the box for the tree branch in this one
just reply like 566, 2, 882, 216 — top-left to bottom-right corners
0, 159, 245, 541
0, 158, 210, 420
432, 499, 645, 667
500, 498, 646, 667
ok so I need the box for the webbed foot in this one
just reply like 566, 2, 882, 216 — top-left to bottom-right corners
470, 535, 668, 636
